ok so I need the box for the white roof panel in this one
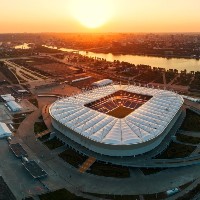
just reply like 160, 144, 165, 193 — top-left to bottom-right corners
49, 85, 183, 145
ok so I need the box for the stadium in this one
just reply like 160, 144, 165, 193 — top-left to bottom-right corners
49, 85, 184, 157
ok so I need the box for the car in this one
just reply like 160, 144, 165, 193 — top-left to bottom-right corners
166, 188, 179, 196
22, 156, 29, 163
6, 136, 12, 143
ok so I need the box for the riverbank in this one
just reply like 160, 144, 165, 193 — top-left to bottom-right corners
91, 50, 200, 60
48, 44, 200, 60
43, 45, 200, 72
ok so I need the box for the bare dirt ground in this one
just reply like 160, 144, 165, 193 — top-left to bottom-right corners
35, 63, 77, 77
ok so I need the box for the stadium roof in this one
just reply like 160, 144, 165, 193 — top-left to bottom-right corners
50, 85, 184, 145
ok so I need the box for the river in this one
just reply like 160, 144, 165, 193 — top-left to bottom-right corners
45, 45, 200, 72
14, 43, 31, 49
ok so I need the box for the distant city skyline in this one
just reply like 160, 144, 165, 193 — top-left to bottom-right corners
1, 0, 200, 33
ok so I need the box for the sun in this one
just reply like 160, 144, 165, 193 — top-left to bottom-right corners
69, 0, 114, 29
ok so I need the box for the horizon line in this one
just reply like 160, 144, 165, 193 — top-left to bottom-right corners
1, 31, 200, 34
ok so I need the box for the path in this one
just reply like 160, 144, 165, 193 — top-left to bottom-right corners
168, 74, 180, 86
4, 60, 44, 83
78, 157, 96, 173
41, 104, 53, 131
14, 109, 200, 197
181, 131, 200, 138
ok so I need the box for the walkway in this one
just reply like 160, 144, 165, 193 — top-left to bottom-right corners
36, 130, 50, 139
166, 178, 200, 200
10, 96, 200, 198
168, 74, 180, 85
53, 110, 192, 168
15, 109, 96, 199
4, 60, 47, 82
41, 104, 53, 131
13, 109, 200, 197
78, 157, 96, 173
181, 131, 200, 138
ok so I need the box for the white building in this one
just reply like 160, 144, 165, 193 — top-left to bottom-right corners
0, 122, 12, 138
72, 76, 91, 83
1, 94, 15, 102
7, 101, 22, 112
92, 79, 113, 87
1, 94, 22, 112
49, 85, 183, 156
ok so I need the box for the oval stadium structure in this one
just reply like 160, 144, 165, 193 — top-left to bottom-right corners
49, 85, 184, 156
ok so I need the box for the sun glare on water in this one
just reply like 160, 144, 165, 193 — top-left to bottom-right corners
69, 0, 114, 29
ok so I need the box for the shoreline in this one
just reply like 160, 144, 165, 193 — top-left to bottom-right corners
53, 45, 200, 60
77, 48, 200, 60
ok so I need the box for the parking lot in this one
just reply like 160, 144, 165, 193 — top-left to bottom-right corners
0, 140, 47, 199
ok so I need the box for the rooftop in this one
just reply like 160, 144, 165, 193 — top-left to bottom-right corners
22, 160, 47, 179
9, 143, 28, 158
50, 85, 184, 146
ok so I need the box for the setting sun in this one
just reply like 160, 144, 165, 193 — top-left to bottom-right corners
69, 0, 114, 28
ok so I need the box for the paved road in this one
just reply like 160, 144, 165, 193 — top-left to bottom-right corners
4, 60, 45, 82
12, 108, 200, 196
10, 106, 200, 197
165, 178, 200, 200
181, 131, 200, 138
40, 95, 200, 169
0, 140, 48, 199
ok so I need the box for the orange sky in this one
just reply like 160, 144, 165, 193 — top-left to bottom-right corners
1, 0, 200, 33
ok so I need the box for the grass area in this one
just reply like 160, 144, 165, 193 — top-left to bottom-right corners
39, 115, 43, 120
134, 69, 163, 84
143, 192, 167, 200
59, 148, 87, 168
180, 109, 200, 132
28, 98, 38, 107
84, 192, 139, 200
179, 181, 194, 190
12, 123, 20, 130
140, 168, 166, 176
156, 142, 196, 159
0, 62, 19, 84
165, 71, 176, 84
13, 112, 32, 118
12, 117, 25, 124
176, 134, 200, 144
107, 106, 133, 118
0, 176, 16, 200
88, 162, 130, 178
39, 188, 88, 200
189, 72, 200, 91
43, 137, 64, 150
174, 74, 193, 86
23, 197, 34, 200
34, 121, 48, 134
38, 133, 50, 142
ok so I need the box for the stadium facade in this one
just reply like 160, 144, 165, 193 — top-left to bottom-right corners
49, 85, 184, 156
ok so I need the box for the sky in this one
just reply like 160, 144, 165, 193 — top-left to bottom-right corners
1, 0, 200, 33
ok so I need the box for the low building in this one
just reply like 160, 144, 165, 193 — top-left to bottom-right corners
92, 79, 113, 87
0, 122, 12, 138
71, 76, 92, 83
1, 94, 15, 102
7, 101, 22, 112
